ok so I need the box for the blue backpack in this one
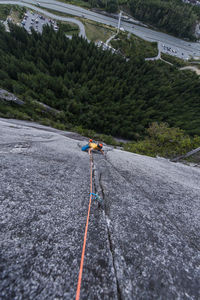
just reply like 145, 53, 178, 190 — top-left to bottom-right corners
82, 144, 90, 151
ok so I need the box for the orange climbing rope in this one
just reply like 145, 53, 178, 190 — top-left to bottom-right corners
75, 151, 93, 300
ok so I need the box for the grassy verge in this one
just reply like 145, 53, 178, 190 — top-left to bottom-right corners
110, 31, 158, 58
57, 0, 91, 9
161, 53, 189, 67
58, 21, 79, 35
9, 6, 26, 23
82, 19, 115, 42
0, 5, 25, 21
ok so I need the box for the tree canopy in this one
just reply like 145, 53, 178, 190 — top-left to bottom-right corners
129, 0, 198, 39
0, 23, 200, 139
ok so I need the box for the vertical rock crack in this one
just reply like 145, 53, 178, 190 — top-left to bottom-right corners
99, 171, 122, 300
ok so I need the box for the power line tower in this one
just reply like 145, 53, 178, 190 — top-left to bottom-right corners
117, 10, 122, 33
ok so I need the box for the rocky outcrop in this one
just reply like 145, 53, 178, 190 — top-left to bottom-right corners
35, 100, 60, 114
0, 89, 24, 105
0, 118, 199, 300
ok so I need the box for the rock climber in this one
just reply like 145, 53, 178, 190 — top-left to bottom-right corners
82, 139, 104, 154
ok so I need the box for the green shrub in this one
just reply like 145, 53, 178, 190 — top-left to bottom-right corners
40, 118, 53, 127
124, 122, 200, 158
54, 122, 66, 130
98, 134, 118, 146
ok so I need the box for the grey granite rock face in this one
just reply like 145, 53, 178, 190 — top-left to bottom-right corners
0, 89, 24, 105
0, 118, 199, 300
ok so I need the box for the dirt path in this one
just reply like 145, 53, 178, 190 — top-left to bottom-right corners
180, 66, 200, 75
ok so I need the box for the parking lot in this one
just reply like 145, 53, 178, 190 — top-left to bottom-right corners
21, 10, 58, 34
161, 43, 193, 60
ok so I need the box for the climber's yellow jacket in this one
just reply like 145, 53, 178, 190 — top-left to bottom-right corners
89, 142, 100, 150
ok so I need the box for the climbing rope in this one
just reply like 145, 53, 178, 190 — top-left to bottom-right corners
75, 151, 94, 300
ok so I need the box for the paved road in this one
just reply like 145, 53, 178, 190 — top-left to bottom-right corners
1, 0, 200, 59
0, 118, 200, 299
0, 0, 86, 37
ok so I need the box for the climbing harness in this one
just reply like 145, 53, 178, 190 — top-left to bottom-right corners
75, 152, 94, 300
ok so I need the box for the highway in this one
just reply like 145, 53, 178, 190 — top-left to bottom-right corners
1, 0, 200, 59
